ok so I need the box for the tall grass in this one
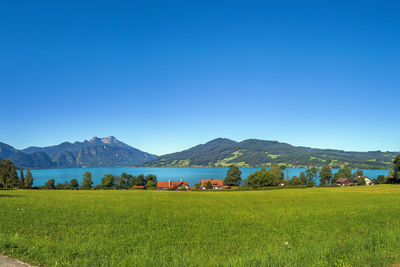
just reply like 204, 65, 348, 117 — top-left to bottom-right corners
1, 186, 400, 266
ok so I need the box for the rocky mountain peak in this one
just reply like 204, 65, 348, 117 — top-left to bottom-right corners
89, 136, 119, 144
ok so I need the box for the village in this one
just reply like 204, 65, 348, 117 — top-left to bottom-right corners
130, 175, 379, 191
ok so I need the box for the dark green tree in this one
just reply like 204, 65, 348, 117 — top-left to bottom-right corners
132, 174, 146, 186
56, 181, 69, 190
305, 167, 319, 185
377, 175, 386, 184
69, 179, 79, 190
299, 171, 307, 185
270, 164, 284, 182
145, 174, 157, 184
390, 154, 400, 183
101, 174, 115, 189
353, 170, 364, 178
44, 179, 55, 189
24, 169, 34, 189
357, 176, 366, 186
20, 169, 25, 188
341, 167, 353, 178
247, 168, 281, 188
145, 179, 157, 189
0, 159, 19, 188
119, 172, 134, 187
319, 165, 332, 185
194, 182, 201, 189
224, 165, 242, 186
80, 171, 93, 190
205, 181, 213, 189
288, 176, 302, 185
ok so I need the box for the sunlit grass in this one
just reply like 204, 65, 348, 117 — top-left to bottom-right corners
1, 186, 400, 266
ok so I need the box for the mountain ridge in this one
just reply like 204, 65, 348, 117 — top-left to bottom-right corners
1, 136, 157, 169
141, 138, 398, 169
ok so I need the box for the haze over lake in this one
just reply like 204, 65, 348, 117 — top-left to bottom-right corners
27, 167, 390, 187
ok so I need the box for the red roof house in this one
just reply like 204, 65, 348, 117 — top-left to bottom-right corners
200, 179, 224, 189
157, 180, 191, 191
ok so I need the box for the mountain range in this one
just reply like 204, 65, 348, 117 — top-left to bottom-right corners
141, 138, 398, 169
0, 137, 398, 169
0, 136, 156, 169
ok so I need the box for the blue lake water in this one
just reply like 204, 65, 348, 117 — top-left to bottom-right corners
27, 167, 391, 186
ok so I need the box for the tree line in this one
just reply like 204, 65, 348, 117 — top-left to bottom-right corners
0, 159, 33, 189
40, 172, 158, 190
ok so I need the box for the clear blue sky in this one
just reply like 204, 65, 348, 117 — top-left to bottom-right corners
1, 0, 399, 155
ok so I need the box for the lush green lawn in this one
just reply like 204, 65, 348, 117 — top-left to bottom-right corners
1, 186, 400, 266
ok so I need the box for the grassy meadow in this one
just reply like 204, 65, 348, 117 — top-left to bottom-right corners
1, 186, 400, 266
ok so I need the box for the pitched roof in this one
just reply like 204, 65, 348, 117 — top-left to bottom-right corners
336, 178, 348, 183
157, 182, 170, 188
200, 179, 223, 187
133, 186, 145, 189
157, 181, 191, 190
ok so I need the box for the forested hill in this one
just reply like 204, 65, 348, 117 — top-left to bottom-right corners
141, 138, 398, 169
0, 137, 157, 169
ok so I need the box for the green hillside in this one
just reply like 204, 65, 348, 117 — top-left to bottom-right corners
142, 138, 398, 169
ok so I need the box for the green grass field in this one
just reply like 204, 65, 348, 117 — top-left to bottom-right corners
1, 186, 400, 266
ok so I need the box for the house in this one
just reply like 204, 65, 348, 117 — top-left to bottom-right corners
200, 179, 223, 189
336, 178, 349, 186
222, 185, 231, 190
337, 176, 372, 186
353, 176, 372, 185
157, 179, 191, 191
350, 176, 372, 185
133, 186, 145, 190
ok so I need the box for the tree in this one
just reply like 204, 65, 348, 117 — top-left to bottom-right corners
377, 175, 386, 184
205, 181, 213, 189
69, 179, 79, 190
247, 168, 281, 188
341, 167, 353, 178
332, 172, 340, 184
357, 176, 366, 186
145, 174, 157, 184
270, 164, 284, 182
56, 181, 69, 190
132, 174, 146, 186
0, 159, 19, 188
353, 170, 364, 178
319, 165, 332, 185
334, 167, 353, 183
389, 154, 400, 183
24, 169, 34, 189
288, 176, 302, 185
101, 174, 115, 189
224, 165, 242, 186
81, 171, 93, 190
305, 167, 319, 185
20, 169, 25, 188
145, 180, 157, 189
44, 179, 55, 189
119, 172, 134, 187
299, 171, 307, 185
194, 182, 201, 190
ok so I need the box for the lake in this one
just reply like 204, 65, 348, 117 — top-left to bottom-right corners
27, 167, 391, 186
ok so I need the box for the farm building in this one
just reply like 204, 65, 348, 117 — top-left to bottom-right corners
157, 180, 191, 191
336, 176, 373, 186
200, 179, 223, 189
336, 178, 349, 186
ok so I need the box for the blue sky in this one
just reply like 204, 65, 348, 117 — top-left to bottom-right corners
0, 0, 399, 155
